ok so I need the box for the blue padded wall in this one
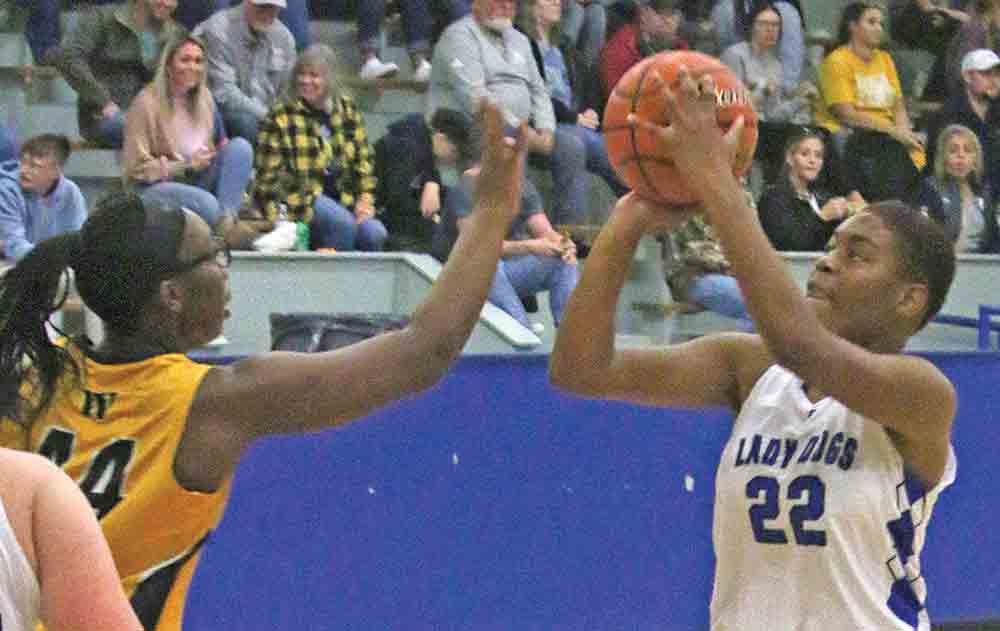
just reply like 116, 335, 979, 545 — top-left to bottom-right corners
184, 353, 1000, 629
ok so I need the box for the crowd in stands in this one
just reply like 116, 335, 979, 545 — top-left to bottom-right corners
1, 0, 999, 328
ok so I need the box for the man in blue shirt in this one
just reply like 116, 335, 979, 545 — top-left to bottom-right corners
0, 135, 87, 262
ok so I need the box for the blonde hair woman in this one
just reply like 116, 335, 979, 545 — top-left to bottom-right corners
123, 35, 253, 232
253, 44, 387, 251
911, 123, 999, 252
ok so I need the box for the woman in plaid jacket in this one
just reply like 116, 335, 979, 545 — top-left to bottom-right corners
253, 44, 387, 251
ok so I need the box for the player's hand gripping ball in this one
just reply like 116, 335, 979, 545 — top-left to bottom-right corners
603, 50, 759, 206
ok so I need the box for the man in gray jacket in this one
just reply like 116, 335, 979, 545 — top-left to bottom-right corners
426, 0, 599, 226
194, 0, 296, 143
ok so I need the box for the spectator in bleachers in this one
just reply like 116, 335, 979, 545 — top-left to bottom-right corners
889, 0, 970, 102
356, 0, 435, 82
174, 0, 310, 50
375, 108, 479, 252
50, 0, 188, 149
911, 123, 999, 252
560, 0, 608, 111
711, 0, 805, 92
518, 0, 629, 217
945, 0, 1000, 97
720, 1, 815, 186
924, 48, 1000, 188
757, 129, 866, 251
720, 2, 812, 123
814, 2, 924, 200
600, 0, 688, 102
428, 0, 603, 226
253, 44, 388, 252
123, 35, 253, 233
662, 183, 756, 328
433, 158, 580, 330
0, 134, 86, 262
193, 0, 296, 143
11, 0, 123, 67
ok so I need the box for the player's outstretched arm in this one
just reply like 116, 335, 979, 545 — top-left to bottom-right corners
179, 101, 529, 489
549, 192, 751, 411
638, 68, 954, 484
32, 454, 142, 631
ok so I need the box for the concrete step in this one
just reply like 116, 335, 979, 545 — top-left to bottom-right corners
21, 103, 79, 139
65, 148, 121, 179
0, 32, 29, 68
65, 148, 123, 208
0, 75, 27, 130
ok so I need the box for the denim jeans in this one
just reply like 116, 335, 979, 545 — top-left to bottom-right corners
488, 255, 580, 328
23, 0, 130, 62
310, 195, 388, 252
136, 137, 253, 228
560, 0, 607, 111
221, 106, 261, 144
429, 0, 471, 41
91, 111, 126, 149
687, 272, 753, 330
547, 123, 628, 225
357, 0, 432, 59
174, 0, 311, 49
21, 0, 60, 63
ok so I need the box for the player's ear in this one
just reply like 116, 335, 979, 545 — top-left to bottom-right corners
894, 281, 928, 327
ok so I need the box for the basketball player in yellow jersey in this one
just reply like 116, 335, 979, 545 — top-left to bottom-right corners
0, 101, 528, 630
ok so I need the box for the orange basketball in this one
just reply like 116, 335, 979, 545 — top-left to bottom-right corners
603, 50, 758, 206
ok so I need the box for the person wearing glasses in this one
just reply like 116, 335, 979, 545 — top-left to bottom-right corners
0, 98, 528, 631
0, 134, 87, 263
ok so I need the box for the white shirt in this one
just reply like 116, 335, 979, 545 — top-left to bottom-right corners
710, 365, 955, 631
0, 498, 40, 631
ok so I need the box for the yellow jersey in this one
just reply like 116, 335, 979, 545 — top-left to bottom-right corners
1, 349, 231, 631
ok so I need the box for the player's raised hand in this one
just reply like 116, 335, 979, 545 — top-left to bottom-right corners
629, 66, 746, 181
474, 98, 529, 225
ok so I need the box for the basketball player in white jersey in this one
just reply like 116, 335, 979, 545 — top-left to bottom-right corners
0, 447, 140, 630
549, 67, 957, 630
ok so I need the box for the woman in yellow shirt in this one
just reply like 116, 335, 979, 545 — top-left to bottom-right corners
815, 1, 926, 199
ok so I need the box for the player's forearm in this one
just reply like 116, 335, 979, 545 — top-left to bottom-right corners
549, 206, 642, 392
408, 207, 509, 360
698, 170, 824, 362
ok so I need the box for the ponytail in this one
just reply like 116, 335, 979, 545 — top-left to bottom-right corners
0, 232, 83, 425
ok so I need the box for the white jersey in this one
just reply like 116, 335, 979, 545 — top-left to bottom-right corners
710, 365, 955, 631
0, 497, 40, 631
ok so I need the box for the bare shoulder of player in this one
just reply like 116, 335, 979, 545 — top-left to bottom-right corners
717, 332, 774, 406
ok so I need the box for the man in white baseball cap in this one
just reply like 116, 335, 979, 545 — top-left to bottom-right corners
925, 48, 1000, 184
960, 48, 1000, 76
193, 0, 297, 142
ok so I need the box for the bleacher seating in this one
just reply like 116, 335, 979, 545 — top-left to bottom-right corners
1, 4, 996, 353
